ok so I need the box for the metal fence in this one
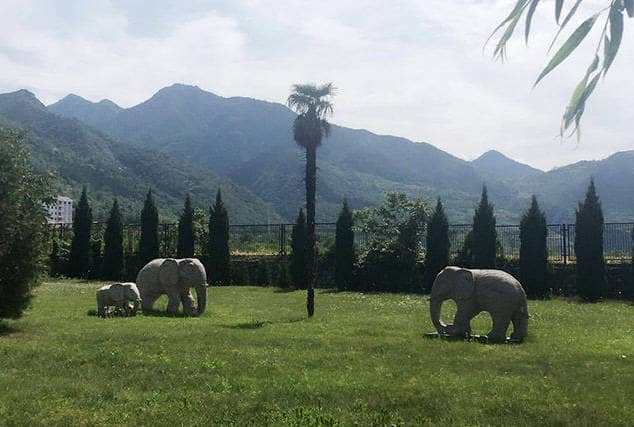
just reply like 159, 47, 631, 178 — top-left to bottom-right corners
49, 222, 634, 263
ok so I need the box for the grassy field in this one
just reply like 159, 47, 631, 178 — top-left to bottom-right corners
1, 280, 633, 426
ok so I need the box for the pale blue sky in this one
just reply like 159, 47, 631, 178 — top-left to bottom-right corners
1, 0, 632, 170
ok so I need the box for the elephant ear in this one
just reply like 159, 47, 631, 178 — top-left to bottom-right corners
159, 258, 179, 288
454, 269, 474, 301
110, 283, 125, 302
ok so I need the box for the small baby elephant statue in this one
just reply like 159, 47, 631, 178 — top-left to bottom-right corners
429, 266, 528, 343
96, 282, 142, 317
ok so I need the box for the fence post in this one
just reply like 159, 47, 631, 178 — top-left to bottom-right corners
279, 224, 286, 256
562, 224, 568, 265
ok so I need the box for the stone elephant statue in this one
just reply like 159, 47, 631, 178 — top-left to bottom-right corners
136, 258, 207, 316
96, 282, 141, 317
429, 266, 528, 342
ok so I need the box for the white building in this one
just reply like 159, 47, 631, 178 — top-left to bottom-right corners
47, 196, 73, 224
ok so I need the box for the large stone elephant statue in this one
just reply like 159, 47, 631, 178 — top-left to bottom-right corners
429, 266, 528, 342
136, 258, 208, 316
96, 282, 141, 317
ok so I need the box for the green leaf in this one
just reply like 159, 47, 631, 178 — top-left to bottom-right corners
535, 14, 598, 86
562, 56, 598, 131
549, 0, 584, 52
525, 0, 540, 43
603, 5, 624, 75
494, 12, 523, 59
625, 0, 634, 18
487, 0, 529, 45
555, 0, 564, 23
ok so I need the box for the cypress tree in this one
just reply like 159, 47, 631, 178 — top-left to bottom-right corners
520, 196, 549, 298
139, 189, 159, 264
69, 186, 92, 278
177, 194, 195, 258
209, 189, 230, 284
102, 199, 124, 280
290, 209, 307, 289
574, 179, 606, 302
472, 186, 497, 268
88, 240, 103, 279
424, 198, 450, 292
335, 199, 355, 290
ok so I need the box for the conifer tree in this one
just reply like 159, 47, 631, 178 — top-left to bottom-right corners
520, 196, 549, 298
88, 240, 103, 279
335, 199, 355, 290
139, 189, 159, 264
424, 198, 450, 292
472, 186, 497, 268
102, 199, 124, 280
177, 194, 195, 258
69, 186, 92, 278
0, 129, 50, 319
208, 189, 230, 284
290, 209, 307, 289
575, 179, 606, 302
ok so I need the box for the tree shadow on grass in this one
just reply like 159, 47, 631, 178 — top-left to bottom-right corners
222, 315, 306, 330
0, 322, 19, 336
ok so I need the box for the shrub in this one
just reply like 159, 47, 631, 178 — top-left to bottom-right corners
231, 261, 250, 285
277, 261, 291, 289
177, 194, 195, 258
520, 196, 549, 298
472, 186, 497, 269
256, 259, 270, 286
68, 186, 92, 278
209, 190, 230, 284
88, 240, 103, 279
139, 189, 159, 264
102, 199, 125, 280
0, 129, 50, 319
290, 209, 307, 289
574, 179, 606, 302
424, 198, 450, 292
335, 199, 355, 290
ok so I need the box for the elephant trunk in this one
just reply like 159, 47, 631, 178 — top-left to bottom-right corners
430, 296, 447, 334
195, 284, 207, 315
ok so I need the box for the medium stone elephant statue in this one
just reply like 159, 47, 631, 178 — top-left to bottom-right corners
136, 258, 208, 316
96, 282, 141, 317
430, 266, 528, 342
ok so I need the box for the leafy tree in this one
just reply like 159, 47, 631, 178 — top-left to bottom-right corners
491, 0, 632, 136
290, 209, 307, 290
335, 199, 355, 290
472, 186, 497, 269
287, 82, 336, 317
69, 186, 92, 278
574, 179, 606, 301
49, 239, 62, 277
424, 198, 450, 292
139, 188, 159, 264
0, 129, 50, 319
209, 190, 230, 284
356, 193, 427, 292
102, 199, 124, 280
520, 196, 549, 298
177, 193, 195, 258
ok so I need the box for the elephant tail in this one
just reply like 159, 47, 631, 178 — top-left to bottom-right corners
195, 284, 207, 315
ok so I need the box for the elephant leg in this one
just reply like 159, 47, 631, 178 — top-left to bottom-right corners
488, 311, 511, 343
141, 292, 160, 313
181, 291, 197, 316
510, 310, 528, 342
451, 310, 472, 337
166, 288, 181, 314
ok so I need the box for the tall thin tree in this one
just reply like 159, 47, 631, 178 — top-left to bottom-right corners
472, 186, 497, 269
335, 199, 355, 291
575, 179, 606, 302
424, 198, 450, 292
102, 199, 124, 280
287, 82, 335, 317
177, 193, 195, 258
69, 186, 92, 278
209, 189, 230, 284
139, 188, 159, 264
520, 196, 549, 298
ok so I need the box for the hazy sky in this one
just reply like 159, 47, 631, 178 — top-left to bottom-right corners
1, 0, 633, 170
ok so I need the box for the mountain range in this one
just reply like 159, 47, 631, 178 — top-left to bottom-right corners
2, 83, 632, 224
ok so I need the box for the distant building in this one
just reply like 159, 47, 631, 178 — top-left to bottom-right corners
46, 196, 73, 224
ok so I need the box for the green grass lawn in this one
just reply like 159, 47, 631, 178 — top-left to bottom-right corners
1, 280, 633, 426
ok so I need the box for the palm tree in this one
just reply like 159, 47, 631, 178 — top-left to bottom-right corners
287, 82, 335, 317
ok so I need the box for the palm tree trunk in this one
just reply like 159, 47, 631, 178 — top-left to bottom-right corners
305, 146, 317, 317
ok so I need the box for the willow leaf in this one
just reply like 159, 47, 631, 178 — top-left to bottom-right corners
555, 0, 564, 23
525, 0, 540, 42
487, 0, 529, 45
495, 12, 523, 59
563, 56, 599, 129
603, 5, 624, 75
626, 0, 634, 18
535, 14, 598, 86
548, 0, 584, 52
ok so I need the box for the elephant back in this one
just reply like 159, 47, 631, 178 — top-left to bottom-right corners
136, 258, 170, 293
